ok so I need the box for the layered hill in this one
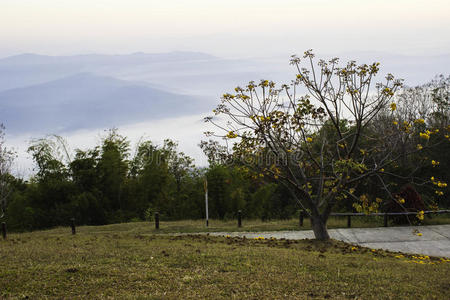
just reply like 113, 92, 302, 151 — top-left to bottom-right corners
0, 73, 205, 134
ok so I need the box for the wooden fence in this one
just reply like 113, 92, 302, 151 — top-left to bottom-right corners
299, 210, 450, 228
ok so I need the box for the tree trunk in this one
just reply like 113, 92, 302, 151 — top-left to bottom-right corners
310, 215, 330, 240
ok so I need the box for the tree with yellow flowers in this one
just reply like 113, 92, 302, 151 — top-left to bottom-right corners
205, 50, 447, 240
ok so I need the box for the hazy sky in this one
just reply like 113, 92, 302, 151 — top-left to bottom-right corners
1, 0, 449, 58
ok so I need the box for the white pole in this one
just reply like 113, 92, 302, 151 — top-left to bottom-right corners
204, 178, 209, 227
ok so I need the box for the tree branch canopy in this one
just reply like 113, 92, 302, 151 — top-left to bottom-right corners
206, 50, 447, 240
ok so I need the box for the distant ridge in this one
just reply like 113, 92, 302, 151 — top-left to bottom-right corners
0, 51, 217, 65
0, 73, 207, 134
0, 51, 219, 92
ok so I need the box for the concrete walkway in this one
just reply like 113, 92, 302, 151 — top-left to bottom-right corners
208, 225, 450, 258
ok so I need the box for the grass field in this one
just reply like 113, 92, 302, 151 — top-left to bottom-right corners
1, 221, 449, 299
65, 214, 450, 235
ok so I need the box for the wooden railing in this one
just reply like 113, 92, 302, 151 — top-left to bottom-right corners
299, 210, 450, 228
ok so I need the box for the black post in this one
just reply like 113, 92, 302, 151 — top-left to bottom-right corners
237, 210, 242, 227
155, 212, 160, 229
384, 213, 388, 227
70, 218, 76, 235
347, 215, 351, 228
299, 210, 304, 227
1, 222, 6, 239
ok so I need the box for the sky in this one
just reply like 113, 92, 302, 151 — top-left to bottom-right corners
1, 0, 450, 58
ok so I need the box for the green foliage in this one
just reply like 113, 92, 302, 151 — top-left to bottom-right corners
0, 124, 16, 218
6, 128, 300, 231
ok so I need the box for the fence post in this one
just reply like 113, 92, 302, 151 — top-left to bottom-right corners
155, 212, 160, 229
237, 210, 242, 227
347, 215, 351, 228
70, 218, 76, 235
384, 213, 388, 227
299, 210, 304, 227
1, 222, 6, 239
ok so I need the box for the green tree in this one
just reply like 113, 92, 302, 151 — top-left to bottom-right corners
0, 124, 15, 219
128, 140, 170, 219
27, 135, 75, 227
96, 129, 130, 220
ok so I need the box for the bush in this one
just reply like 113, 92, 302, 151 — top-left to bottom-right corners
387, 185, 426, 224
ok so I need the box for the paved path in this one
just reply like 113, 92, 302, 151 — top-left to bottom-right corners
208, 225, 450, 258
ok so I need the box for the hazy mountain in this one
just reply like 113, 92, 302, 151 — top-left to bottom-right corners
0, 51, 218, 92
0, 73, 206, 134
0, 51, 216, 65
1, 50, 448, 135
1, 51, 448, 97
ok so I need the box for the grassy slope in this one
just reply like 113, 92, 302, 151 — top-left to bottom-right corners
74, 214, 450, 234
1, 222, 449, 299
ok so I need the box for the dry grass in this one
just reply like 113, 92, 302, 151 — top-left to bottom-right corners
1, 222, 449, 299
56, 214, 449, 235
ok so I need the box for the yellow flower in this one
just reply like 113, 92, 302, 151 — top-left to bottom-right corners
380, 168, 384, 172
383, 88, 394, 96
419, 132, 430, 139
416, 211, 425, 221
226, 131, 238, 139
414, 119, 425, 124
439, 182, 447, 188
417, 233, 423, 236
306, 137, 313, 142
390, 103, 397, 111
416, 144, 423, 150
431, 160, 440, 167
349, 188, 355, 194
398, 198, 405, 204
392, 121, 398, 125
431, 176, 435, 181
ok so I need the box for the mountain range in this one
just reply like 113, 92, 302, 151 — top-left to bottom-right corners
0, 72, 205, 134
0, 51, 449, 136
